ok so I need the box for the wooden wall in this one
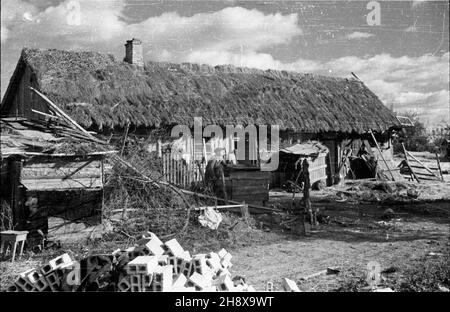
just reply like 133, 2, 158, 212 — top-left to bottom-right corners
1, 155, 104, 234
0, 159, 10, 200
21, 156, 103, 191
5, 66, 49, 121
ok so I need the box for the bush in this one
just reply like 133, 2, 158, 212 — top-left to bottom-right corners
102, 136, 212, 237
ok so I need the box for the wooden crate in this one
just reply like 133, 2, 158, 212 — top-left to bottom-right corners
222, 168, 270, 205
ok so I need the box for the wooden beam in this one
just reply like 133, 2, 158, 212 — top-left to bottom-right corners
369, 130, 395, 181
31, 109, 61, 120
30, 87, 106, 145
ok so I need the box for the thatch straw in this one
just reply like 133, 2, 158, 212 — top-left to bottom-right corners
3, 48, 400, 133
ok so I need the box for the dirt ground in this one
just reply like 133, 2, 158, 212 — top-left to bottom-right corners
230, 196, 449, 291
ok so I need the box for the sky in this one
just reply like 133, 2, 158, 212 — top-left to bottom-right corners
1, 0, 449, 126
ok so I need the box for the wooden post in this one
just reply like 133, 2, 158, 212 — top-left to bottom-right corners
302, 159, 315, 226
369, 130, 395, 181
162, 153, 166, 181
290, 162, 303, 212
10, 159, 24, 230
402, 143, 420, 183
240, 201, 250, 226
220, 169, 229, 204
157, 140, 162, 158
435, 152, 444, 181
292, 200, 306, 236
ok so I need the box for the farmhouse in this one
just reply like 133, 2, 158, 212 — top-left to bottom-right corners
1, 40, 402, 204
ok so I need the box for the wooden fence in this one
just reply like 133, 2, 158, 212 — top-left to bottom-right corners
162, 153, 205, 188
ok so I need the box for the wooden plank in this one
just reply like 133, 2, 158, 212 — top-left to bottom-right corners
411, 176, 439, 181
31, 109, 61, 120
21, 177, 103, 190
21, 166, 101, 174
162, 153, 166, 181
225, 179, 269, 188
23, 161, 101, 169
230, 187, 268, 195
21, 161, 102, 180
410, 165, 439, 171
21, 173, 101, 180
31, 87, 92, 138
415, 172, 438, 177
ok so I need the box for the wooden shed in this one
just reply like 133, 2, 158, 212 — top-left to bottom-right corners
0, 117, 113, 242
271, 141, 329, 188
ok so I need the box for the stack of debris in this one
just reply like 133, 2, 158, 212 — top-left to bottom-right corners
6, 232, 255, 292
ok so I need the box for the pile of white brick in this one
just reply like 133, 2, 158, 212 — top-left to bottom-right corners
6, 232, 256, 292
116, 232, 255, 292
8, 253, 80, 292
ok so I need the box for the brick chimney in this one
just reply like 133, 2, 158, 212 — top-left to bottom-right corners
124, 38, 144, 68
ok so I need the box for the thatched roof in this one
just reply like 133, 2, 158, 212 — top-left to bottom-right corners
1, 48, 401, 133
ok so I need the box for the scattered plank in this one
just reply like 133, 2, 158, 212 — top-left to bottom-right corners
31, 109, 61, 120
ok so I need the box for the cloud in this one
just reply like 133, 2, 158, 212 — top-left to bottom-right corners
181, 50, 449, 125
1, 0, 38, 42
128, 7, 302, 64
1, 0, 125, 45
316, 53, 450, 125
345, 31, 374, 40
1, 1, 301, 53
